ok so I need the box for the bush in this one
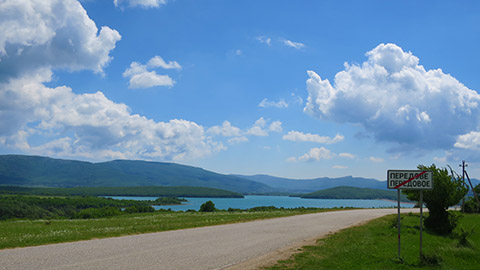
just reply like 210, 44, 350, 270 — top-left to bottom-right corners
419, 253, 442, 267
248, 206, 279, 212
462, 183, 480, 213
199, 200, 216, 212
462, 197, 480, 213
124, 205, 155, 214
454, 227, 475, 248
424, 210, 460, 235
75, 207, 121, 219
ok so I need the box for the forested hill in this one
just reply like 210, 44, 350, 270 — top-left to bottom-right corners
0, 155, 270, 194
300, 186, 410, 202
0, 186, 243, 198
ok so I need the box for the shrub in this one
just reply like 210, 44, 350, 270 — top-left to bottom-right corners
199, 200, 216, 212
454, 227, 474, 248
124, 205, 155, 214
75, 207, 121, 219
462, 197, 479, 213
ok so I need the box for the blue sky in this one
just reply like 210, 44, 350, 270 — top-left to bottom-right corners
1, 0, 480, 180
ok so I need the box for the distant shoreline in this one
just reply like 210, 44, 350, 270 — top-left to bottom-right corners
380, 198, 415, 205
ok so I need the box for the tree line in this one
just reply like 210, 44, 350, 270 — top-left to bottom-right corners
0, 195, 159, 220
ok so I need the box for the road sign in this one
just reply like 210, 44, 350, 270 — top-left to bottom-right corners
387, 169, 433, 261
387, 170, 433, 190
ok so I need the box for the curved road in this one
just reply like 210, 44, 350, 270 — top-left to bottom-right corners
0, 208, 416, 270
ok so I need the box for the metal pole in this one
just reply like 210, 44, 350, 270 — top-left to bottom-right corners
397, 188, 401, 259
419, 190, 423, 259
461, 161, 466, 212
465, 171, 480, 205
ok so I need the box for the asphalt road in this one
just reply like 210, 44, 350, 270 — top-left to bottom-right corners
0, 208, 416, 270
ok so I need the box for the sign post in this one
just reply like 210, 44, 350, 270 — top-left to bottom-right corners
419, 190, 423, 257
397, 189, 401, 258
387, 170, 433, 260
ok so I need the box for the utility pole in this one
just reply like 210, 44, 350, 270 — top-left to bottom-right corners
460, 160, 467, 212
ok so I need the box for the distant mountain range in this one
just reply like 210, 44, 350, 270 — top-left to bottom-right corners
235, 174, 387, 193
0, 155, 270, 194
0, 155, 478, 195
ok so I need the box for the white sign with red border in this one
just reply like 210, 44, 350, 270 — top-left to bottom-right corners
387, 170, 433, 190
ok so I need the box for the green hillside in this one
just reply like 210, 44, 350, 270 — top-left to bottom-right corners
300, 186, 410, 201
0, 186, 243, 198
0, 155, 270, 194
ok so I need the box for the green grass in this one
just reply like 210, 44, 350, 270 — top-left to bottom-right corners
0, 208, 332, 249
268, 212, 480, 270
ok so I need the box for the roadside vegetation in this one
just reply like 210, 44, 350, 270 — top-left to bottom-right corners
462, 183, 480, 213
268, 212, 480, 270
403, 164, 467, 235
0, 195, 189, 220
269, 164, 479, 269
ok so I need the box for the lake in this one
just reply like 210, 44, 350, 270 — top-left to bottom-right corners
109, 195, 414, 211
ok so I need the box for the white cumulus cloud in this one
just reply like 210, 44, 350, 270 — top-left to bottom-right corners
305, 43, 480, 152
0, 73, 220, 161
128, 70, 174, 88
298, 147, 333, 162
258, 98, 288, 108
247, 117, 269, 136
147, 56, 182, 70
283, 39, 305, 49
114, 0, 167, 8
283, 131, 344, 144
0, 0, 221, 162
207, 121, 242, 137
454, 131, 480, 151
269, 121, 283, 133
0, 0, 121, 80
208, 118, 281, 145
247, 117, 283, 136
123, 56, 181, 89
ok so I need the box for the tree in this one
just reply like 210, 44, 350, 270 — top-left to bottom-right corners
403, 164, 467, 235
199, 200, 216, 212
462, 184, 480, 213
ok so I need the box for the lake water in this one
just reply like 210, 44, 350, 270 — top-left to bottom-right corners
109, 195, 414, 211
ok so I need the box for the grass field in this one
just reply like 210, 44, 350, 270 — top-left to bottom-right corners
268, 212, 480, 270
0, 208, 331, 249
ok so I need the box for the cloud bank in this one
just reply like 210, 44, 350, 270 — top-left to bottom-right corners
0, 0, 121, 81
305, 43, 480, 154
0, 0, 219, 161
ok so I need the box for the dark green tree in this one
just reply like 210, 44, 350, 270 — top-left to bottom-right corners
199, 200, 216, 212
403, 164, 467, 235
462, 184, 480, 213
